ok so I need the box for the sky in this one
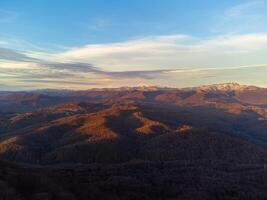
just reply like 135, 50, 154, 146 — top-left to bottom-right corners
1, 0, 267, 90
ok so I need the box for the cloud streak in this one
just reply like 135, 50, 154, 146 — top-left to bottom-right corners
54, 33, 267, 72
2, 31, 267, 89
224, 1, 260, 18
213, 0, 267, 34
0, 47, 38, 62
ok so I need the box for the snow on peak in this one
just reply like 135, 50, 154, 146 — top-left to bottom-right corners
198, 83, 249, 92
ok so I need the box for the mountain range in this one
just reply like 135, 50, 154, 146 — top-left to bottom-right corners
0, 83, 267, 200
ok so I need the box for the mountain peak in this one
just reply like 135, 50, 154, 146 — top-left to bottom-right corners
198, 82, 248, 92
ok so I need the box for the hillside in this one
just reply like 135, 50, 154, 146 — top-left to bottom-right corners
0, 83, 267, 199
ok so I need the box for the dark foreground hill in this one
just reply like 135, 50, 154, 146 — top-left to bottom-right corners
1, 159, 267, 200
0, 83, 267, 199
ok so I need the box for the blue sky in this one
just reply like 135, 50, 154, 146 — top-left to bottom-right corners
0, 0, 243, 45
1, 0, 267, 90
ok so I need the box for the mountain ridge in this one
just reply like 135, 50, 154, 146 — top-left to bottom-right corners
1, 82, 265, 93
1, 83, 267, 199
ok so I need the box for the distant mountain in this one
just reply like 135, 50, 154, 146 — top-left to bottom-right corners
197, 82, 250, 91
196, 83, 267, 105
1, 83, 267, 111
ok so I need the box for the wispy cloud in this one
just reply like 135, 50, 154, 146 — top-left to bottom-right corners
0, 47, 39, 62
54, 33, 267, 71
213, 0, 267, 34
224, 1, 260, 18
1, 32, 267, 89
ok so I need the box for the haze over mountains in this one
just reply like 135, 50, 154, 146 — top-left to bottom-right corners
0, 83, 267, 199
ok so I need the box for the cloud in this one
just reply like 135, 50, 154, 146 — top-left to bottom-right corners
20, 59, 168, 79
0, 47, 38, 62
224, 1, 260, 18
40, 62, 169, 79
99, 69, 169, 79
170, 64, 267, 73
213, 1, 267, 34
22, 79, 103, 86
58, 34, 190, 62
55, 33, 267, 72
39, 62, 99, 73
2, 32, 267, 89
3, 32, 267, 72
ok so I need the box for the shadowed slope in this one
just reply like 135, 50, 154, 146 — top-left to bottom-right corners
0, 101, 266, 165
